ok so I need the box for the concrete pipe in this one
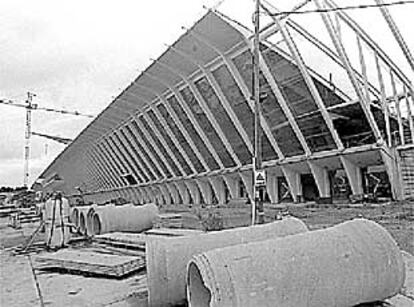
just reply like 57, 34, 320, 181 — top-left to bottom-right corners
71, 205, 95, 233
91, 203, 158, 236
146, 217, 308, 306
70, 207, 80, 229
187, 219, 405, 307
86, 204, 115, 235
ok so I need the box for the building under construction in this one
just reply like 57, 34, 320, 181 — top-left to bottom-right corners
36, 1, 414, 205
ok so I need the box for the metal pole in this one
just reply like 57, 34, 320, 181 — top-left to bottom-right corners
252, 0, 263, 225
24, 92, 35, 188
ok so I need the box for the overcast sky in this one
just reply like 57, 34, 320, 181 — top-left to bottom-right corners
0, 0, 413, 187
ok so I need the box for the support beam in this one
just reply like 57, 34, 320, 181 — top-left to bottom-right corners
91, 144, 121, 188
141, 66, 224, 168
196, 179, 213, 205
185, 181, 202, 205
390, 73, 405, 145
374, 0, 414, 72
159, 184, 172, 206
222, 174, 240, 199
266, 169, 279, 204
143, 112, 188, 175
166, 183, 181, 205
340, 156, 363, 195
112, 132, 145, 183
183, 29, 254, 155
88, 148, 114, 188
174, 182, 190, 205
262, 4, 344, 151
167, 45, 241, 166
375, 54, 392, 146
121, 125, 159, 181
132, 83, 198, 174
239, 171, 253, 202
209, 176, 227, 205
308, 161, 331, 199
98, 141, 126, 187
314, 0, 382, 142
116, 127, 151, 182
281, 166, 302, 203
380, 149, 403, 200
404, 86, 414, 144
130, 119, 166, 180
135, 117, 173, 178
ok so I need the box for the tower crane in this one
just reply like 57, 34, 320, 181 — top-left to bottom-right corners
0, 92, 94, 187
31, 132, 73, 145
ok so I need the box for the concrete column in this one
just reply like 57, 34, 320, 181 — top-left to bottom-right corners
380, 149, 403, 200
134, 188, 144, 204
239, 171, 253, 201
266, 171, 279, 204
175, 182, 190, 205
125, 188, 136, 203
159, 184, 172, 205
340, 156, 364, 195
166, 183, 181, 204
142, 188, 151, 203
308, 161, 331, 199
209, 176, 227, 205
148, 187, 159, 204
196, 179, 213, 205
281, 166, 303, 203
222, 174, 240, 199
185, 181, 201, 205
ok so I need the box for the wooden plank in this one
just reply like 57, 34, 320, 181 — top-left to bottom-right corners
34, 249, 145, 278
145, 228, 203, 237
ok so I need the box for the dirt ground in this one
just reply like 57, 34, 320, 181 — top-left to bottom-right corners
0, 200, 413, 306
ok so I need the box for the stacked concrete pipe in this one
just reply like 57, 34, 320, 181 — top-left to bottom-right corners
86, 203, 115, 235
187, 218, 405, 307
146, 217, 308, 306
90, 203, 158, 236
71, 205, 94, 234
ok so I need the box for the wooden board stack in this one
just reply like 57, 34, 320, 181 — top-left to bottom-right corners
35, 249, 145, 278
156, 213, 184, 228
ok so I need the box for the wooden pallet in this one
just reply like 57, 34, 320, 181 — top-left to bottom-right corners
35, 249, 145, 278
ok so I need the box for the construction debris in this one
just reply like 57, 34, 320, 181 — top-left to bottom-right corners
187, 218, 405, 307
146, 217, 308, 306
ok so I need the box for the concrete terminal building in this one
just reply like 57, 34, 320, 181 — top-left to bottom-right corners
36, 3, 414, 205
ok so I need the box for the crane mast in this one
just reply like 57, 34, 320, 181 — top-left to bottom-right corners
0, 93, 94, 187
24, 92, 37, 188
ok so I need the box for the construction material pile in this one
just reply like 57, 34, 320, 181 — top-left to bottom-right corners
146, 217, 308, 306
71, 203, 159, 236
145, 218, 405, 307
186, 219, 405, 307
